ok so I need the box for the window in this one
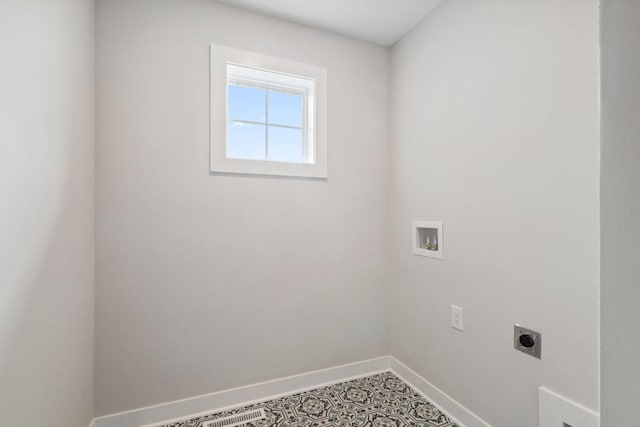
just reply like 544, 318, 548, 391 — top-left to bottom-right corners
210, 44, 327, 178
227, 64, 312, 164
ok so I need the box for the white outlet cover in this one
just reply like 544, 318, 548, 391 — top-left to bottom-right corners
451, 305, 463, 331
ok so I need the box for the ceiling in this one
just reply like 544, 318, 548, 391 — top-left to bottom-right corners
213, 0, 444, 47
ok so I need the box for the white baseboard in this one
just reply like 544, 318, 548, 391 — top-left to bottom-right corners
538, 387, 599, 427
388, 357, 492, 427
91, 356, 392, 427
90, 355, 493, 427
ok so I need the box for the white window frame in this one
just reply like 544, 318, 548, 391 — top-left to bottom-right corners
210, 44, 328, 178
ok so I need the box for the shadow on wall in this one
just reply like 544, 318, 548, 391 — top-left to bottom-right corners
0, 123, 94, 423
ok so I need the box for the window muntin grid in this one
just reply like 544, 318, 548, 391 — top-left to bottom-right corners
226, 70, 310, 164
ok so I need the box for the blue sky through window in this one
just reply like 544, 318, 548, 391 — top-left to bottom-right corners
228, 85, 265, 122
227, 83, 304, 162
268, 91, 303, 127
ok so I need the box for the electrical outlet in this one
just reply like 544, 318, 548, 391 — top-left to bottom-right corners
450, 305, 463, 331
514, 324, 541, 359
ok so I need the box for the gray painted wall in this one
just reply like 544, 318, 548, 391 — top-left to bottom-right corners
600, 1, 640, 425
389, 1, 600, 426
0, 0, 95, 426
95, 0, 390, 415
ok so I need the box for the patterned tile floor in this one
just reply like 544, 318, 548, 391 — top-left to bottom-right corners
164, 372, 458, 427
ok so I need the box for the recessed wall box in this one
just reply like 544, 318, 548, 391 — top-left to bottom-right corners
412, 221, 443, 259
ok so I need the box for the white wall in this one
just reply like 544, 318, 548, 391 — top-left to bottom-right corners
95, 0, 390, 416
389, 1, 599, 426
0, 0, 95, 426
600, 1, 640, 425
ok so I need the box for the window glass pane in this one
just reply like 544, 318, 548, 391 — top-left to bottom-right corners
268, 90, 303, 127
228, 84, 266, 122
227, 121, 266, 160
268, 126, 303, 163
